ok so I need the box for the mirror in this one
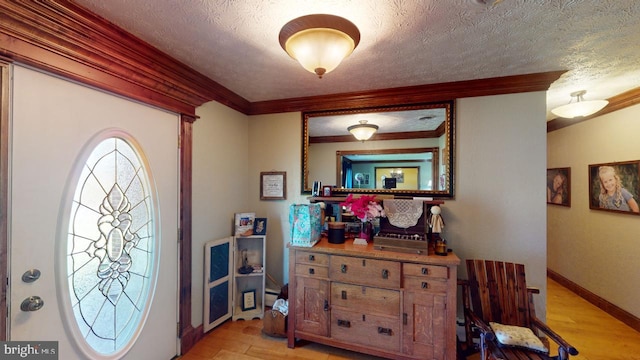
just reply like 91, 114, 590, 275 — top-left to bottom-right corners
302, 101, 455, 198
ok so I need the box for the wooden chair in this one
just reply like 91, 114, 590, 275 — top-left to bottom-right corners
460, 259, 578, 360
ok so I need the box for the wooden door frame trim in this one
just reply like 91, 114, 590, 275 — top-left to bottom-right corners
0, 61, 10, 342
179, 115, 199, 350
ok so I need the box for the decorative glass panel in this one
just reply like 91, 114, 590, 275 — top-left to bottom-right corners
209, 242, 229, 283
209, 282, 229, 324
67, 137, 154, 355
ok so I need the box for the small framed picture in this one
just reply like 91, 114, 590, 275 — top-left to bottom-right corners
260, 171, 286, 200
547, 167, 571, 207
253, 218, 267, 235
312, 180, 322, 197
588, 161, 640, 214
234, 212, 255, 236
322, 185, 332, 197
241, 289, 257, 311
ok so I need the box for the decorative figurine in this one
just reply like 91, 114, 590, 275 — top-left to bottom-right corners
429, 206, 445, 234
429, 206, 448, 255
238, 248, 253, 274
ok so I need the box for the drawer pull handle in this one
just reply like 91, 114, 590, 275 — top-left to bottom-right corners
382, 269, 389, 279
324, 300, 329, 311
309, 254, 315, 261
422, 267, 428, 275
337, 319, 351, 328
341, 290, 347, 300
378, 327, 393, 336
403, 313, 408, 325
309, 268, 315, 275
341, 264, 347, 273
421, 281, 429, 289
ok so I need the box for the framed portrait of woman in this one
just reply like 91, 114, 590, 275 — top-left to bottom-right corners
547, 167, 571, 207
588, 161, 640, 214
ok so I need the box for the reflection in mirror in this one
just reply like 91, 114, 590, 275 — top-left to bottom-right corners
337, 148, 438, 191
302, 101, 455, 198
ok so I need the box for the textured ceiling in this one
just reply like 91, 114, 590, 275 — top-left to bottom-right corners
73, 0, 640, 120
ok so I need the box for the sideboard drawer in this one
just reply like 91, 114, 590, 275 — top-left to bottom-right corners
295, 264, 329, 278
331, 282, 400, 316
296, 251, 329, 266
403, 276, 448, 293
330, 255, 401, 288
331, 308, 400, 353
403, 263, 449, 279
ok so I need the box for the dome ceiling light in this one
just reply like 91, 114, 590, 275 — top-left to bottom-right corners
551, 90, 609, 119
348, 120, 378, 141
279, 14, 360, 78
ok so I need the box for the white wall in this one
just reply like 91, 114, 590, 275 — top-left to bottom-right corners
450, 92, 548, 317
244, 91, 549, 319
191, 101, 251, 327
247, 112, 308, 286
548, 103, 640, 319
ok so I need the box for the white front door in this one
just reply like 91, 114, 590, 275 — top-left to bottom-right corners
8, 65, 179, 359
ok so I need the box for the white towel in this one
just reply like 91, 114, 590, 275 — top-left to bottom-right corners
272, 298, 288, 316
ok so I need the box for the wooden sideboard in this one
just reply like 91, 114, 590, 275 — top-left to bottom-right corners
287, 238, 460, 360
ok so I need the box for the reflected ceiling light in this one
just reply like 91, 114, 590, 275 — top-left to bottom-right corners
551, 90, 609, 118
348, 120, 378, 141
279, 14, 360, 78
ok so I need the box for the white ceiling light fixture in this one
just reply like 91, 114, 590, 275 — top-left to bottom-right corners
279, 14, 360, 78
551, 90, 609, 119
348, 120, 378, 141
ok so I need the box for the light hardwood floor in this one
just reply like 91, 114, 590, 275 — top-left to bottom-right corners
178, 278, 640, 360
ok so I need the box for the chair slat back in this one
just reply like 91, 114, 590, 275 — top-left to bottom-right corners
515, 263, 529, 326
466, 259, 531, 328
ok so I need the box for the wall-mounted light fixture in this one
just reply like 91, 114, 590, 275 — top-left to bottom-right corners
279, 14, 360, 78
551, 90, 608, 118
348, 120, 378, 141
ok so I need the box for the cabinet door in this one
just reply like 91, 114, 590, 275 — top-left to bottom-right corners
294, 276, 329, 336
203, 237, 233, 332
402, 291, 447, 359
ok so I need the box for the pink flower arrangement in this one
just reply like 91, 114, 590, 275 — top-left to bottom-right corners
340, 194, 385, 222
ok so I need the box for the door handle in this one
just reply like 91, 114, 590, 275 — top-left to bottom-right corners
21, 269, 41, 283
20, 296, 44, 312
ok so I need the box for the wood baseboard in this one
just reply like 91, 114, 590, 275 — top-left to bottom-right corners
547, 269, 640, 332
180, 324, 204, 355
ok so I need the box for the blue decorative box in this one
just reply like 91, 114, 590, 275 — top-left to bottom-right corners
289, 203, 322, 247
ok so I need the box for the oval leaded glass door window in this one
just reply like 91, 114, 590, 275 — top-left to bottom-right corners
66, 135, 158, 356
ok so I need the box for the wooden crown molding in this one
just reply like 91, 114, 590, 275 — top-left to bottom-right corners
547, 87, 640, 132
249, 70, 567, 115
310, 129, 443, 144
0, 0, 250, 116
